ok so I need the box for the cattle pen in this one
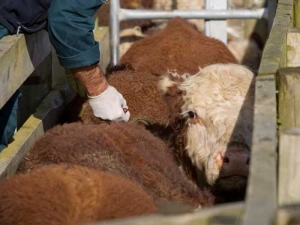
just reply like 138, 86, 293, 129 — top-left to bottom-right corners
0, 0, 299, 224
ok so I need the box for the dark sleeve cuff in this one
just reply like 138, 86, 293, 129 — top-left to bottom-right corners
58, 42, 100, 69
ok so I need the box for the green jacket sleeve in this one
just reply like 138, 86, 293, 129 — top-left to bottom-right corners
0, 24, 8, 39
48, 0, 104, 69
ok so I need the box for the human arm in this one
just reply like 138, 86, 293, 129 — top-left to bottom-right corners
48, 0, 129, 121
72, 64, 130, 122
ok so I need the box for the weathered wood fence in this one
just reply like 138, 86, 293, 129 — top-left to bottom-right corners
0, 0, 300, 224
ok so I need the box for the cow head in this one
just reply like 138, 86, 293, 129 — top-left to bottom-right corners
158, 64, 255, 196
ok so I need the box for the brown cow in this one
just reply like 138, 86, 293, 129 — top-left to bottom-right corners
0, 164, 157, 225
18, 122, 214, 208
120, 17, 237, 75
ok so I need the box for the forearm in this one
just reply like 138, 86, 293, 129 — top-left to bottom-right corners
48, 0, 107, 95
72, 64, 108, 96
47, 0, 129, 121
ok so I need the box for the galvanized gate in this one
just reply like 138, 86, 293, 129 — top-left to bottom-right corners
109, 0, 269, 65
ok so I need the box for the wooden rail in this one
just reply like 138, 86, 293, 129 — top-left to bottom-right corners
275, 204, 300, 225
89, 202, 244, 225
0, 31, 51, 110
278, 128, 300, 206
0, 91, 65, 180
245, 0, 300, 222
276, 0, 300, 215
244, 0, 298, 224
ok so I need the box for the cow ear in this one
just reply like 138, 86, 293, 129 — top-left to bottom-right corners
158, 71, 187, 97
158, 71, 187, 116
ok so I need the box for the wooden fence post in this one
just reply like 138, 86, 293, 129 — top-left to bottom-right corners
275, 205, 300, 225
243, 0, 295, 223
243, 75, 277, 225
294, 0, 300, 28
277, 67, 300, 128
287, 28, 300, 67
278, 128, 300, 206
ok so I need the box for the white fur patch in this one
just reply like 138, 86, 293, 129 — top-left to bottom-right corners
158, 70, 187, 94
158, 75, 177, 94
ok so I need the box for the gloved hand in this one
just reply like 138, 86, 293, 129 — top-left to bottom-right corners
88, 85, 130, 122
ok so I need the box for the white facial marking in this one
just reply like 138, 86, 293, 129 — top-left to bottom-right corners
179, 64, 254, 186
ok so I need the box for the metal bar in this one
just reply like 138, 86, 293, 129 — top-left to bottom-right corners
119, 8, 268, 21
110, 0, 120, 66
109, 0, 268, 66
205, 0, 211, 37
205, 0, 227, 44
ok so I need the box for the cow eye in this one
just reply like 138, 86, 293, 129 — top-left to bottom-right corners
187, 111, 196, 119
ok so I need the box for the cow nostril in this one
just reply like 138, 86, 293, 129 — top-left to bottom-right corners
246, 157, 250, 165
223, 156, 230, 164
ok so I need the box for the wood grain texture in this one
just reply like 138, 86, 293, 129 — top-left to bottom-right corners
278, 129, 300, 206
0, 30, 51, 109
244, 1, 294, 224
243, 75, 277, 225
275, 204, 300, 225
278, 67, 300, 128
88, 202, 244, 225
0, 90, 65, 181
287, 28, 300, 67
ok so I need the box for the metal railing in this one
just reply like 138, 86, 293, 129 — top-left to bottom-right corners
109, 0, 268, 66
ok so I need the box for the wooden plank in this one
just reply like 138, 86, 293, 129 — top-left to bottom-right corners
243, 75, 277, 225
0, 116, 43, 180
278, 128, 300, 206
0, 90, 66, 180
287, 28, 300, 67
275, 205, 300, 225
258, 0, 294, 75
95, 27, 111, 72
295, 0, 300, 28
278, 67, 300, 128
0, 30, 51, 109
88, 202, 244, 225
18, 53, 52, 127
243, 3, 294, 221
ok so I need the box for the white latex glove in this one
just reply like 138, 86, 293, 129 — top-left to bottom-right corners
88, 85, 130, 122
